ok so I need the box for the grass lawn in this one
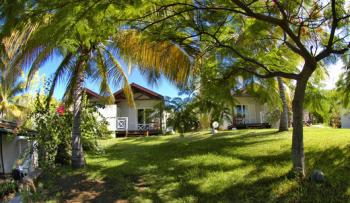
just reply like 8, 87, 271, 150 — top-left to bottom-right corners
38, 127, 350, 202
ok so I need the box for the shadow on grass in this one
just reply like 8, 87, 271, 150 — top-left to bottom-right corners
38, 169, 128, 202
40, 130, 350, 202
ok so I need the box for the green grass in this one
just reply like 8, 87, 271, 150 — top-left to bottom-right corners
39, 127, 350, 202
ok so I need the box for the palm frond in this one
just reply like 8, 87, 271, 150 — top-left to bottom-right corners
46, 53, 75, 107
8, 80, 26, 98
113, 30, 192, 87
95, 48, 114, 103
27, 45, 56, 85
105, 48, 134, 107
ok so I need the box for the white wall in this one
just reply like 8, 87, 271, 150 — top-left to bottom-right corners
1, 135, 30, 174
235, 96, 264, 123
117, 100, 162, 131
341, 111, 350, 128
98, 104, 117, 131
220, 118, 231, 130
218, 96, 269, 130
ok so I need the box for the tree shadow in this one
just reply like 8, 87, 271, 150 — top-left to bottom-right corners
38, 168, 128, 202
39, 130, 349, 202
81, 130, 290, 202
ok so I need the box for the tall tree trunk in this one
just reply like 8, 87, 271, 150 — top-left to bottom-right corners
277, 77, 288, 131
71, 61, 85, 168
291, 64, 314, 178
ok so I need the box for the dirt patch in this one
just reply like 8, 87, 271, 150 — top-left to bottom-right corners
133, 176, 150, 193
40, 172, 128, 203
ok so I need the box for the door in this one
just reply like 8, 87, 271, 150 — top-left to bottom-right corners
235, 105, 247, 124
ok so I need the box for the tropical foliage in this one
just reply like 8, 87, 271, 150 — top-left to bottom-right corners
0, 25, 36, 120
0, 181, 17, 200
0, 0, 348, 177
9, 1, 192, 168
131, 0, 350, 177
164, 96, 199, 134
29, 90, 111, 167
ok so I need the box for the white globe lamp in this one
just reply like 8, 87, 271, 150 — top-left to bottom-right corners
211, 121, 219, 135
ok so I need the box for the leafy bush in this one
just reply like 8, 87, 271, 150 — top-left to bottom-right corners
265, 109, 281, 127
0, 181, 17, 198
163, 97, 200, 134
27, 92, 111, 167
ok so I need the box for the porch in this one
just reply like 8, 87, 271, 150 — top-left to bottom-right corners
230, 115, 271, 129
115, 117, 162, 137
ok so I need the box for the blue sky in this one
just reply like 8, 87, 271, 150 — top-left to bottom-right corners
38, 56, 182, 100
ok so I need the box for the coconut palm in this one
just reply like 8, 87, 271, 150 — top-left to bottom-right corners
20, 5, 192, 168
0, 26, 36, 120
277, 77, 289, 131
0, 70, 26, 120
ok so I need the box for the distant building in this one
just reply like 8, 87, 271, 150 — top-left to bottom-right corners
221, 91, 272, 129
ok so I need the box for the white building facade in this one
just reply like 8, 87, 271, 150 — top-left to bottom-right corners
86, 83, 165, 136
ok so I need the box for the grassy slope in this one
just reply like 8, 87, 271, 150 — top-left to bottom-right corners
43, 128, 350, 202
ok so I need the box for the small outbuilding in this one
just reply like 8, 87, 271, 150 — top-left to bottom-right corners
0, 120, 36, 177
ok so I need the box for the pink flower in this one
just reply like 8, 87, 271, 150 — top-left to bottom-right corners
56, 105, 65, 116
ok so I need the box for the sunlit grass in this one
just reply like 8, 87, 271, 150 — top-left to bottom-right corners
41, 127, 350, 202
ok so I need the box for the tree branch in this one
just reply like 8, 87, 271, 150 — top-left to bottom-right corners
331, 44, 350, 55
230, 0, 312, 59
316, 0, 341, 61
202, 31, 272, 74
224, 66, 300, 80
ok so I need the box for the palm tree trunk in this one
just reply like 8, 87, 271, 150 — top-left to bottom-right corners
277, 77, 288, 131
71, 61, 86, 168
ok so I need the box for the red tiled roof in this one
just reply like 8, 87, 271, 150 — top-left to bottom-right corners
114, 83, 163, 100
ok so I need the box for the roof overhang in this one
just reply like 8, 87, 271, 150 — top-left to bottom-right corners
114, 83, 164, 101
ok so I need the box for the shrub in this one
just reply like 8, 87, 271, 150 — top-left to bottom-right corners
27, 92, 111, 167
0, 181, 17, 199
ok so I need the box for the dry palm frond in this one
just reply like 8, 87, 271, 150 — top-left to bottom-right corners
94, 48, 114, 104
2, 23, 38, 74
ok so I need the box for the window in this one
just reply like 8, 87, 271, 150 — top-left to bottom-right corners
235, 105, 246, 118
235, 105, 247, 124
138, 109, 145, 124
138, 109, 156, 124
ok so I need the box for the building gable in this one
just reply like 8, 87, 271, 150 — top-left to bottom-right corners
114, 83, 164, 102
84, 88, 102, 102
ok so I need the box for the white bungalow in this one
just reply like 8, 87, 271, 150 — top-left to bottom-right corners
220, 90, 311, 129
85, 83, 166, 137
220, 92, 272, 129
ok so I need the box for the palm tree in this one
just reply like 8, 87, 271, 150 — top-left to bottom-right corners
0, 70, 27, 120
20, 8, 192, 167
0, 26, 36, 120
277, 77, 289, 131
